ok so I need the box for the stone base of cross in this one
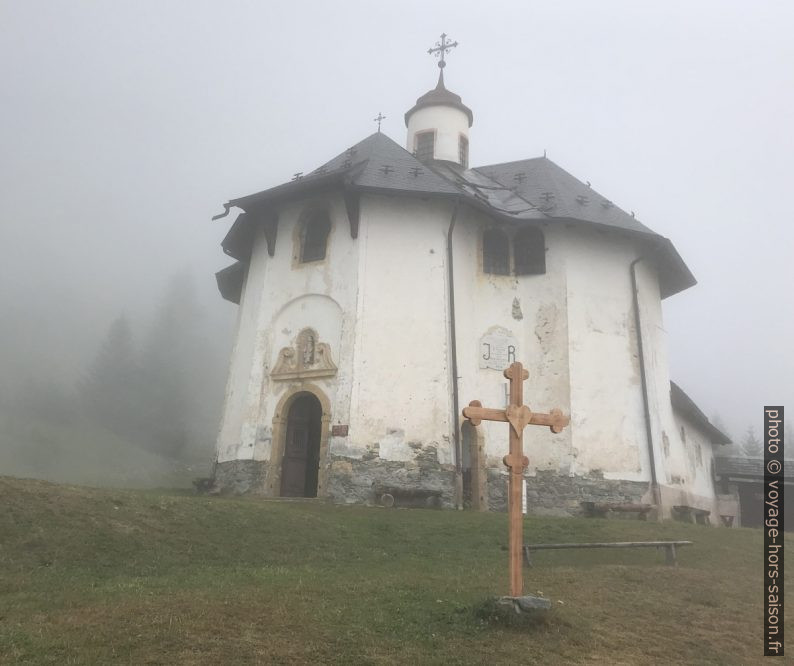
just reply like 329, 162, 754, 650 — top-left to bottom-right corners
463, 361, 569, 599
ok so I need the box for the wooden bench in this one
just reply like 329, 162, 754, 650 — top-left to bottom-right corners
672, 505, 711, 525
523, 540, 693, 567
580, 501, 654, 519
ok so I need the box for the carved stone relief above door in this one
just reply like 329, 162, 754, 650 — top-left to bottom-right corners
271, 327, 338, 381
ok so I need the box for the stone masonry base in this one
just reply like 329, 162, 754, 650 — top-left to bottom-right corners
213, 458, 649, 517
487, 468, 649, 516
212, 460, 269, 495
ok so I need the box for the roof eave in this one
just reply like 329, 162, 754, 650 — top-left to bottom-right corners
215, 261, 246, 304
670, 381, 732, 445
404, 101, 474, 127
228, 164, 366, 212
536, 217, 696, 298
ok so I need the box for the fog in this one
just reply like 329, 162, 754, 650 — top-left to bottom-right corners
1, 1, 792, 484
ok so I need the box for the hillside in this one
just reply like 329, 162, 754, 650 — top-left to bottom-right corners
0, 416, 211, 489
1, 477, 789, 664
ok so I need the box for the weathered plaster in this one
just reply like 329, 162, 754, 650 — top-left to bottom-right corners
213, 188, 724, 523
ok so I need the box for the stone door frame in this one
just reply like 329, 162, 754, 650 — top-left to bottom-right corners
269, 383, 332, 498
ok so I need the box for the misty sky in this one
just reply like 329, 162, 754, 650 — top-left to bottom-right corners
1, 0, 792, 442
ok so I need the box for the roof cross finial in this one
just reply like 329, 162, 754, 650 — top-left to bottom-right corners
373, 112, 386, 132
428, 33, 458, 71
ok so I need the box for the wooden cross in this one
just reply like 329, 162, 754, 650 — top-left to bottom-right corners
427, 33, 458, 69
463, 361, 569, 598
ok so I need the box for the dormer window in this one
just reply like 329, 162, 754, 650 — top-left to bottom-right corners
459, 135, 469, 168
415, 131, 435, 163
300, 210, 331, 263
482, 228, 510, 275
513, 227, 546, 275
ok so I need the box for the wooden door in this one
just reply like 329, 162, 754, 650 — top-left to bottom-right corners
279, 394, 322, 498
280, 422, 310, 497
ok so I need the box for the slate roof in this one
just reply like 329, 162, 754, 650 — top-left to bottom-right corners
670, 381, 731, 445
714, 457, 794, 480
215, 131, 696, 297
474, 157, 654, 235
226, 132, 459, 211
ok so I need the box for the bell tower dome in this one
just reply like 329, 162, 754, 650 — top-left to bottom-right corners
405, 34, 473, 167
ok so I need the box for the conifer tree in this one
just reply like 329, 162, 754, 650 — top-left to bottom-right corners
80, 315, 139, 437
740, 425, 762, 457
137, 272, 204, 458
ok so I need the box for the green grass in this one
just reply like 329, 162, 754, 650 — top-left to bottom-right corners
0, 416, 210, 489
1, 476, 790, 665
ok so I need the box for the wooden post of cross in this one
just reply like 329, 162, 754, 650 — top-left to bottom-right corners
462, 361, 569, 599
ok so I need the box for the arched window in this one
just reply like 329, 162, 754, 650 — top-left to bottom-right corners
300, 210, 331, 263
482, 228, 510, 275
513, 227, 546, 275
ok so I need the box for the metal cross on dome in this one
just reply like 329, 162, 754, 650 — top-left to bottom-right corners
428, 33, 458, 69
373, 112, 386, 132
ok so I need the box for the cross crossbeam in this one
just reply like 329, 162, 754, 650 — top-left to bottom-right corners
428, 33, 458, 69
462, 361, 569, 597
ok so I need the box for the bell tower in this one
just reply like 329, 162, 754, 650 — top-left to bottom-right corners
405, 34, 473, 167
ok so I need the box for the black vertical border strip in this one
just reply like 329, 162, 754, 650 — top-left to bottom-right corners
764, 406, 784, 656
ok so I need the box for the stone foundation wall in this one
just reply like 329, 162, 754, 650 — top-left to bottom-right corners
212, 460, 269, 495
212, 452, 457, 507
487, 468, 649, 517
326, 454, 457, 508
212, 456, 650, 517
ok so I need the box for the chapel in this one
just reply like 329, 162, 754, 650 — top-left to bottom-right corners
210, 36, 735, 523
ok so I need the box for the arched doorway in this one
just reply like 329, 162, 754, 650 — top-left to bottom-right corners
280, 393, 323, 497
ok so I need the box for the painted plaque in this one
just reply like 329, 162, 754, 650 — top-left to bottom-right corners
479, 328, 518, 371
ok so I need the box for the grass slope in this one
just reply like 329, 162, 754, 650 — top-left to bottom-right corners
0, 417, 210, 489
1, 477, 789, 665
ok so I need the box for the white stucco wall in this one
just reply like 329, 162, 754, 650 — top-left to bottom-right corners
348, 195, 455, 463
215, 229, 266, 462
216, 193, 457, 469
452, 211, 572, 474
215, 188, 717, 515
215, 193, 360, 464
661, 408, 723, 518
671, 411, 719, 503
453, 218, 708, 511
565, 228, 649, 481
406, 106, 470, 165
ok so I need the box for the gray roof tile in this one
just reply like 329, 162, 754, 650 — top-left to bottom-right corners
714, 456, 794, 479
216, 131, 696, 297
474, 157, 655, 235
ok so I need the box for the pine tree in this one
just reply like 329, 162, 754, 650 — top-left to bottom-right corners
741, 425, 762, 458
80, 315, 139, 437
137, 272, 205, 458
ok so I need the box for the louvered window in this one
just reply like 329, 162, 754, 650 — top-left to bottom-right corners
415, 131, 435, 163
482, 228, 510, 275
459, 135, 469, 167
300, 211, 331, 263
513, 227, 546, 275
